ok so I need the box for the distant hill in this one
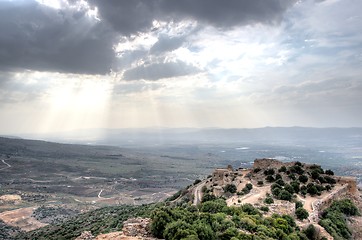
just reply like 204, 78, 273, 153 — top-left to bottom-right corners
0, 135, 22, 139
20, 127, 362, 147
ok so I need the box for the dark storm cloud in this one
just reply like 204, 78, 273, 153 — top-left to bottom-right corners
0, 0, 296, 75
87, 0, 157, 35
88, 0, 296, 33
123, 60, 201, 81
0, 0, 117, 74
158, 0, 296, 27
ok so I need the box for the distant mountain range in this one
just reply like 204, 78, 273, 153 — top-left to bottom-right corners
18, 127, 362, 147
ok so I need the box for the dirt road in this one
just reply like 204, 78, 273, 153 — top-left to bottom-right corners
193, 182, 205, 205
0, 159, 11, 171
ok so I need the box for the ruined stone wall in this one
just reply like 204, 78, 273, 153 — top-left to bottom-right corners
318, 184, 350, 212
253, 158, 313, 170
212, 168, 232, 185
253, 159, 285, 170
336, 176, 358, 194
267, 202, 295, 216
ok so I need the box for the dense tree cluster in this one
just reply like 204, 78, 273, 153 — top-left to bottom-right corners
0, 220, 22, 240
16, 204, 157, 239
319, 199, 360, 240
271, 181, 294, 201
151, 197, 310, 240
260, 162, 337, 201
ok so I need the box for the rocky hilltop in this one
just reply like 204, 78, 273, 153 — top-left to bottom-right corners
184, 158, 361, 239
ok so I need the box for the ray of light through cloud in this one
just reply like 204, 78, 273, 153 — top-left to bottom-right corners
0, 0, 361, 135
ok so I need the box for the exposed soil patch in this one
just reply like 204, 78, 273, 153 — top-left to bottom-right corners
0, 207, 47, 231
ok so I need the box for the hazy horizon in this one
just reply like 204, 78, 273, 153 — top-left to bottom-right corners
1, 0, 361, 134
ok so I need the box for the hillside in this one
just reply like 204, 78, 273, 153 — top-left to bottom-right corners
9, 159, 362, 240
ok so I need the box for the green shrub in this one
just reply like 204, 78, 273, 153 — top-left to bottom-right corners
260, 206, 269, 212
224, 184, 237, 194
298, 175, 308, 183
264, 196, 274, 204
278, 166, 287, 173
295, 201, 303, 210
266, 175, 275, 182
295, 207, 309, 220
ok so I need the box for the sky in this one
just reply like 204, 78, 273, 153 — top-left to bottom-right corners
0, 0, 361, 135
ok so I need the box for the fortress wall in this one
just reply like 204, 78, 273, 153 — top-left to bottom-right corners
253, 158, 299, 170
253, 159, 285, 169
336, 176, 358, 194
319, 184, 351, 211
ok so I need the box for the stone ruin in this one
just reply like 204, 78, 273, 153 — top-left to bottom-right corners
122, 217, 152, 238
212, 165, 233, 186
75, 217, 155, 240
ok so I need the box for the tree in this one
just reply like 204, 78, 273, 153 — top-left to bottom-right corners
295, 207, 309, 220
200, 199, 227, 214
311, 170, 320, 180
260, 206, 269, 212
275, 178, 285, 186
303, 224, 318, 240
290, 181, 300, 194
295, 201, 303, 210
224, 184, 237, 194
307, 185, 318, 196
278, 190, 292, 201
241, 204, 261, 215
264, 196, 274, 204
245, 183, 253, 190
272, 187, 282, 197
253, 168, 261, 173
325, 176, 336, 184
278, 166, 287, 173
284, 184, 294, 194
325, 169, 334, 175
295, 161, 302, 166
151, 209, 172, 238
192, 221, 215, 240
288, 174, 296, 180
264, 168, 275, 175
290, 165, 304, 175
163, 220, 197, 240
298, 175, 308, 183
202, 193, 216, 203
266, 175, 275, 182
193, 179, 202, 185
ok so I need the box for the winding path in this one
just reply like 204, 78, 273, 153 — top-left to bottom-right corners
98, 189, 104, 198
0, 159, 11, 171
193, 182, 205, 205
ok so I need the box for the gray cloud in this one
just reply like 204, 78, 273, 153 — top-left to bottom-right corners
0, 71, 49, 104
122, 60, 201, 81
150, 35, 186, 54
158, 0, 296, 27
112, 81, 165, 95
0, 0, 296, 75
87, 0, 157, 35
89, 0, 296, 32
0, 0, 117, 74
270, 77, 362, 109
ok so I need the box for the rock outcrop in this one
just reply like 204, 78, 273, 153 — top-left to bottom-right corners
76, 218, 156, 240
